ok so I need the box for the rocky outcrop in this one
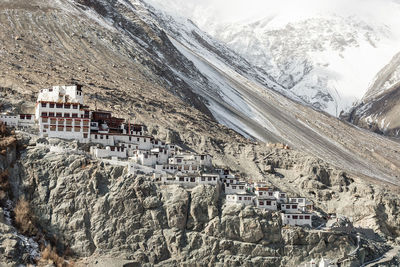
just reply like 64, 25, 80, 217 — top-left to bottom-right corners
1, 141, 389, 266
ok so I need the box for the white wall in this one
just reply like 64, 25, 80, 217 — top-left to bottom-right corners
256, 198, 277, 210
224, 183, 247, 194
281, 213, 312, 227
90, 146, 127, 158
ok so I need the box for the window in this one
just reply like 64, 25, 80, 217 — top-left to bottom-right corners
299, 216, 303, 219
74, 126, 80, 132
41, 112, 48, 117
179, 177, 184, 182
64, 104, 70, 109
266, 201, 271, 205
137, 138, 140, 142
259, 201, 264, 205
298, 199, 304, 203
238, 197, 242, 200
58, 126, 64, 131
292, 205, 297, 209
190, 177, 195, 182
66, 127, 72, 132
232, 186, 236, 189
73, 104, 78, 109
129, 136, 131, 141
50, 103, 55, 108
177, 159, 182, 163
106, 135, 109, 139
83, 127, 89, 133
43, 125, 49, 129
111, 147, 115, 151
56, 113, 62, 117
49, 112, 55, 117
239, 186, 244, 189
100, 135, 103, 139
208, 177, 211, 181
83, 133, 88, 138
50, 126, 56, 131
305, 216, 310, 219
66, 120, 72, 126
50, 119, 57, 124
144, 138, 146, 142
269, 192, 273, 196
293, 216, 298, 219
94, 135, 98, 139
41, 103, 47, 107
72, 113, 78, 118
201, 177, 205, 181
56, 103, 63, 108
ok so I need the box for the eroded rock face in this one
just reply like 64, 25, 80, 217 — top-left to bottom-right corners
4, 144, 390, 266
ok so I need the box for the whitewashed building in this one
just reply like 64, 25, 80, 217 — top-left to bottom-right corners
255, 197, 278, 211
273, 191, 288, 203
280, 203, 300, 213
281, 213, 312, 227
224, 182, 247, 194
168, 153, 212, 167
0, 113, 35, 127
35, 85, 90, 142
225, 193, 254, 206
90, 146, 127, 159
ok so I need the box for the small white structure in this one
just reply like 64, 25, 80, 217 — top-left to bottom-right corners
161, 173, 219, 187
0, 114, 35, 127
155, 164, 200, 174
169, 153, 212, 167
224, 182, 247, 194
35, 85, 90, 142
281, 203, 300, 212
255, 197, 278, 211
273, 191, 287, 203
226, 193, 254, 206
254, 183, 274, 197
281, 213, 312, 227
90, 146, 127, 159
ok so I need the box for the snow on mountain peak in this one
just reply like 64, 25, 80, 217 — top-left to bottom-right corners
143, 0, 400, 116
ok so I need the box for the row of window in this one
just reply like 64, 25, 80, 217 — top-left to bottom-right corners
237, 196, 252, 201
282, 204, 298, 209
286, 215, 311, 220
41, 112, 87, 118
258, 191, 274, 196
44, 125, 89, 132
231, 185, 245, 190
42, 118, 89, 126
259, 201, 274, 206
41, 102, 79, 109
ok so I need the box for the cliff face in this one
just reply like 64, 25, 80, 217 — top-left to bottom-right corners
0, 135, 397, 266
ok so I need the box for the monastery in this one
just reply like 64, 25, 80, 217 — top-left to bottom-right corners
0, 84, 316, 227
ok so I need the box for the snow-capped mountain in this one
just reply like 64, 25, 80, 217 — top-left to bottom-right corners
144, 0, 400, 116
209, 15, 400, 116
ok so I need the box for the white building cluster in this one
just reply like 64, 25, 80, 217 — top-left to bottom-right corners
225, 182, 314, 227
0, 85, 317, 228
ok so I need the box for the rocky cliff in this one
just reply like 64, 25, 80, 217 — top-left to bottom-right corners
0, 134, 398, 266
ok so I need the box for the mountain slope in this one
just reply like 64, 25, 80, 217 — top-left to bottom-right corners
1, 0, 399, 183
343, 52, 400, 137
